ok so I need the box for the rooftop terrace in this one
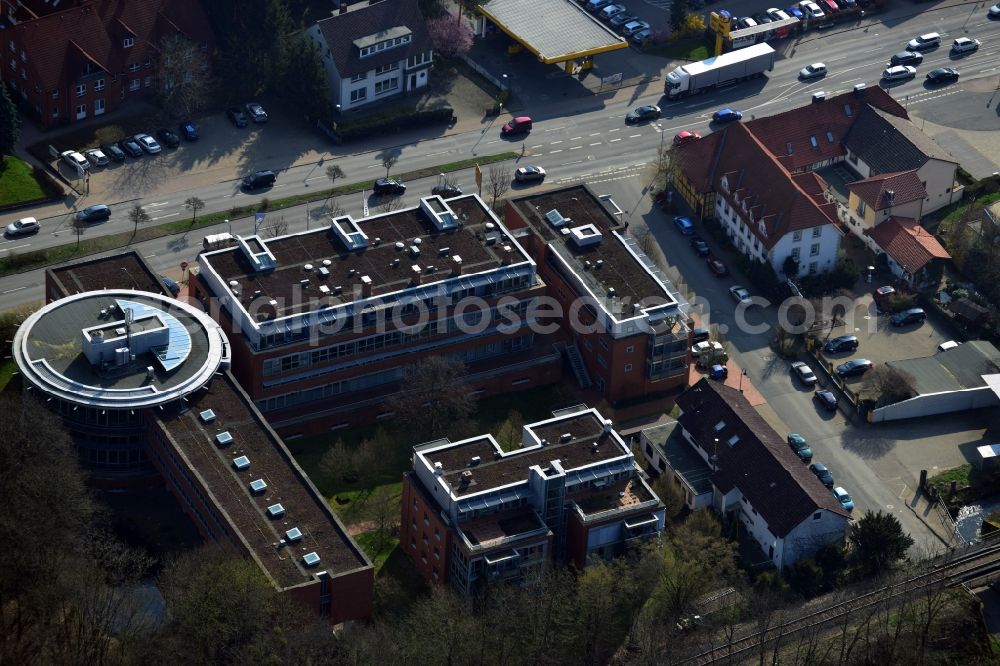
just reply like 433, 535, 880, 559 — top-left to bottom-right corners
200, 195, 533, 320
569, 476, 656, 517
48, 251, 167, 297
156, 373, 370, 588
419, 408, 631, 497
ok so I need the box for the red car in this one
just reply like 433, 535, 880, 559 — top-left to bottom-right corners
673, 130, 701, 146
501, 116, 533, 136
873, 285, 895, 306
707, 256, 728, 276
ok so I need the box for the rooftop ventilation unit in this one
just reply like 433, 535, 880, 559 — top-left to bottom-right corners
853, 82, 866, 97
595, 260, 604, 268
304, 264, 313, 271
569, 224, 603, 248
302, 551, 321, 567
319, 285, 330, 294
199, 409, 216, 423
433, 461, 443, 476
545, 209, 568, 228
237, 235, 277, 272
886, 189, 895, 205
286, 527, 303, 542
373, 237, 381, 246
215, 431, 233, 447
560, 433, 573, 443
607, 287, 617, 298
460, 470, 473, 485
409, 245, 421, 258
248, 478, 267, 494
266, 503, 285, 518
233, 455, 250, 470
322, 259, 332, 266
485, 222, 496, 231
318, 267, 330, 277
439, 246, 450, 256
394, 241, 405, 251
812, 91, 826, 103
420, 197, 459, 231
470, 456, 481, 466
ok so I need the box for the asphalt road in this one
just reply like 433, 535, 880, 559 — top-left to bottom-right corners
3, 5, 998, 547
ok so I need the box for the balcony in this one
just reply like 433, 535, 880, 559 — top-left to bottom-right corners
457, 508, 550, 555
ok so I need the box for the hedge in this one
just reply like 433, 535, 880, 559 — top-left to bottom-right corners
333, 106, 454, 142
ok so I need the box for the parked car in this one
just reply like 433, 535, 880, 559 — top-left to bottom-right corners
692, 340, 724, 357
707, 256, 728, 277
882, 65, 917, 81
179, 121, 199, 141
227, 107, 248, 127
626, 104, 660, 123
788, 434, 813, 462
622, 19, 650, 36
785, 5, 805, 18
84, 148, 109, 167
951, 37, 981, 54
736, 16, 758, 28
729, 285, 752, 305
133, 133, 162, 154
890, 51, 923, 66
245, 102, 268, 123
514, 165, 546, 183
432, 183, 463, 197
673, 130, 701, 145
610, 12, 639, 27
799, 0, 825, 18
809, 462, 835, 488
890, 307, 927, 326
823, 335, 859, 353
990, 3, 1000, 17
938, 340, 962, 352
118, 137, 143, 157
690, 235, 710, 256
926, 67, 960, 83
673, 216, 695, 235
156, 128, 181, 148
599, 3, 626, 20
76, 204, 111, 223
373, 178, 406, 195
799, 63, 827, 79
585, 0, 612, 12
832, 486, 854, 511
691, 326, 710, 343
629, 28, 652, 45
242, 170, 276, 190
712, 108, 743, 123
102, 143, 126, 162
835, 358, 874, 377
60, 150, 90, 171
907, 32, 941, 51
766, 7, 791, 19
501, 116, 533, 136
791, 361, 817, 386
5, 217, 39, 236
815, 389, 837, 411
159, 275, 180, 297
872, 285, 896, 306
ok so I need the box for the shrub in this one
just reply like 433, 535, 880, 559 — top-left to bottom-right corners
31, 165, 64, 198
334, 107, 454, 142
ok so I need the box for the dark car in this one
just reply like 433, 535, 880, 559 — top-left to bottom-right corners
156, 128, 181, 148
890, 51, 923, 66
227, 107, 248, 127
501, 116, 533, 136
787, 433, 813, 462
706, 256, 728, 277
890, 307, 927, 327
242, 170, 276, 190
118, 137, 143, 157
926, 67, 960, 84
691, 326, 710, 344
823, 335, 859, 353
712, 108, 743, 124
690, 235, 710, 256
76, 204, 111, 223
102, 143, 126, 162
245, 102, 268, 123
374, 178, 406, 196
179, 121, 199, 141
159, 275, 180, 297
809, 462, 835, 488
836, 358, 874, 377
432, 183, 463, 197
815, 389, 838, 411
626, 105, 661, 123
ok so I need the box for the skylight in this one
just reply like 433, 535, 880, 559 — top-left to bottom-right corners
215, 431, 233, 447
826, 131, 834, 143
199, 409, 216, 423
843, 104, 853, 117
249, 478, 267, 494
786, 142, 793, 155
809, 136, 818, 148
267, 503, 285, 518
713, 420, 726, 431
286, 527, 303, 542
303, 551, 321, 567
233, 455, 250, 470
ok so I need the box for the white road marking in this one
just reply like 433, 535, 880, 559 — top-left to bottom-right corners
550, 140, 563, 145
531, 144, 543, 149
589, 142, 602, 146
569, 145, 583, 150
2, 286, 27, 294
549, 149, 563, 154
629, 134, 642, 138
426, 150, 449, 156
609, 138, 622, 142
570, 136, 582, 141
609, 127, 621, 132
589, 132, 601, 137
2, 243, 32, 251
146, 201, 170, 207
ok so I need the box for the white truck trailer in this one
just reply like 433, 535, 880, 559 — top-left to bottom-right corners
665, 43, 776, 98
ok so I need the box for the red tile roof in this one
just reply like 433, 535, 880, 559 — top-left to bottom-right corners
866, 217, 950, 273
744, 87, 907, 172
848, 170, 926, 210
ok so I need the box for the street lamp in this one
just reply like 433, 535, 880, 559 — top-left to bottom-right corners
498, 74, 508, 113
225, 218, 231, 236
739, 368, 747, 394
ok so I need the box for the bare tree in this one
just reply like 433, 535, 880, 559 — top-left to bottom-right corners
376, 197, 405, 214
325, 164, 345, 205
386, 356, 477, 439
260, 215, 288, 239
862, 365, 918, 406
318, 438, 354, 487
381, 155, 398, 179
487, 163, 511, 211
72, 214, 87, 249
155, 34, 212, 119
128, 204, 151, 238
369, 485, 398, 555
184, 196, 205, 226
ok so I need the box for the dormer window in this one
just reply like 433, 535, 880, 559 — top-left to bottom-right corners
356, 28, 412, 58
123, 37, 134, 48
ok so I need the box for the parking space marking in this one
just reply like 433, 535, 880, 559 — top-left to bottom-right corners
608, 128, 621, 132
549, 149, 563, 154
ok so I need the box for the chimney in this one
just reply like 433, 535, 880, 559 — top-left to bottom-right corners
410, 264, 422, 285
812, 91, 826, 104
886, 189, 895, 206
451, 254, 463, 275
360, 274, 372, 298
602, 419, 613, 436
501, 244, 513, 265
339, 2, 348, 13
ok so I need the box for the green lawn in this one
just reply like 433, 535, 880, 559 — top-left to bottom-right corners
643, 36, 712, 61
0, 359, 18, 393
353, 532, 399, 571
0, 156, 47, 208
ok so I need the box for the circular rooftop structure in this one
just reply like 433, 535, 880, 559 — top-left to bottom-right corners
14, 290, 229, 410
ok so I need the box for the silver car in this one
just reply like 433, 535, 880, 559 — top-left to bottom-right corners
799, 63, 827, 79
133, 133, 162, 154
85, 148, 109, 167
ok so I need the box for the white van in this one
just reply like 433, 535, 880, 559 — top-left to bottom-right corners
937, 340, 961, 352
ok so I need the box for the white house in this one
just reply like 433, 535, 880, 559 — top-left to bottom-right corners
306, 0, 433, 112
673, 379, 850, 570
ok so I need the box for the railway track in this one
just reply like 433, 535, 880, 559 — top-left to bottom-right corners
681, 538, 1000, 665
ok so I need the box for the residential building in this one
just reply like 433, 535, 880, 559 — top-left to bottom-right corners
658, 379, 850, 569
504, 184, 694, 403
13, 268, 375, 624
306, 0, 432, 112
0, 0, 213, 128
865, 217, 950, 285
192, 194, 559, 437
401, 405, 665, 595
638, 419, 713, 511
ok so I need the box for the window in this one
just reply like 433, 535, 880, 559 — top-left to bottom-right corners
791, 247, 800, 260
599, 338, 609, 351
128, 63, 140, 73
20, 49, 25, 62
52, 90, 59, 100
813, 511, 822, 520
75, 104, 86, 119
792, 230, 802, 241
94, 79, 104, 92
144, 58, 151, 68
144, 76, 152, 87
374, 62, 398, 75
624, 363, 633, 372
19, 67, 25, 80
129, 79, 139, 91
625, 345, 634, 353
826, 131, 834, 143
812, 226, 821, 238
94, 98, 104, 114
809, 135, 818, 148
809, 243, 820, 257
374, 78, 398, 95
349, 88, 366, 102
52, 107, 59, 118
809, 262, 818, 274
856, 199, 867, 216
7, 40, 12, 53
76, 83, 86, 97
123, 37, 134, 48
350, 72, 366, 83
8, 57, 13, 71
